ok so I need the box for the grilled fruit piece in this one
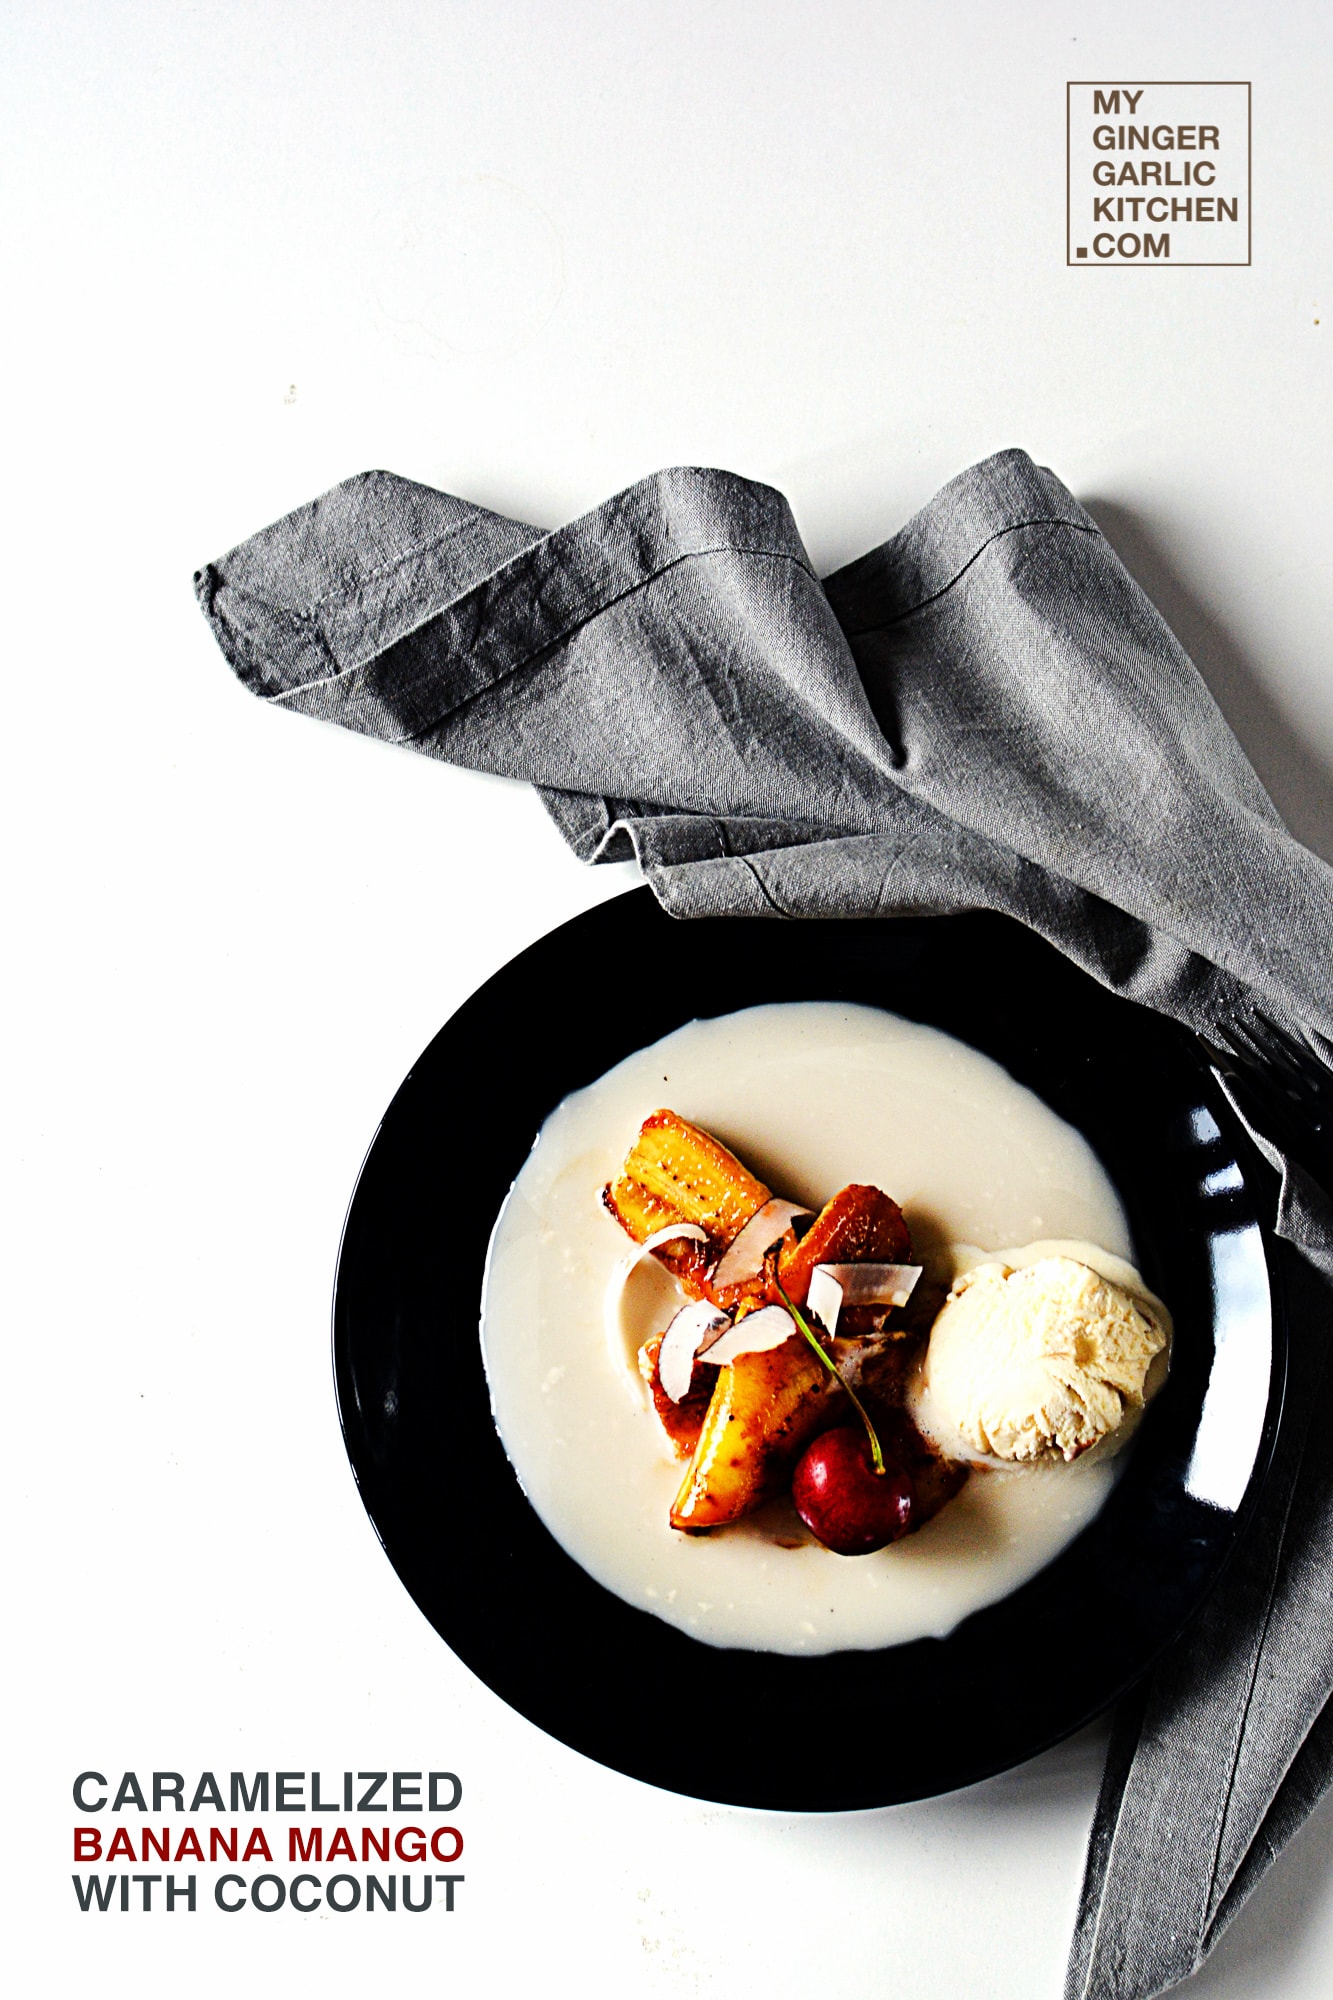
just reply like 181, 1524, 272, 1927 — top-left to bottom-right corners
638, 1335, 718, 1458
670, 1338, 841, 1530
871, 1406, 969, 1533
604, 1110, 770, 1295
833, 1331, 921, 1408
778, 1184, 912, 1315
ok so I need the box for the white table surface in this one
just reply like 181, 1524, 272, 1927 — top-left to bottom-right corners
6, 4, 1333, 1994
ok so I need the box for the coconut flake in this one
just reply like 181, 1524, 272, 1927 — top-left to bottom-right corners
695, 1303, 797, 1368
658, 1300, 730, 1401
805, 1266, 844, 1336
641, 1223, 709, 1256
710, 1199, 812, 1289
606, 1224, 711, 1350
806, 1262, 923, 1338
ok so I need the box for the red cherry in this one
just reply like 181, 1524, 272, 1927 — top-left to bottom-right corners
792, 1426, 915, 1556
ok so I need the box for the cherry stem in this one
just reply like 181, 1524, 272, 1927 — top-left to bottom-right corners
775, 1275, 886, 1476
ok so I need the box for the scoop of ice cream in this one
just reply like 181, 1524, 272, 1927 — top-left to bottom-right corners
921, 1256, 1168, 1464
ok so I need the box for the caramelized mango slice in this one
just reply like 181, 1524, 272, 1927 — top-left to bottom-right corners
670, 1339, 839, 1530
778, 1184, 912, 1309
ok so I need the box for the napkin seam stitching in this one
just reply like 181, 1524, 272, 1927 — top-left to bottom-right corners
873, 822, 939, 909
594, 812, 861, 870
294, 544, 817, 726
1065, 1683, 1152, 2000
1201, 1683, 1333, 1956
840, 518, 1101, 638
737, 855, 793, 915
303, 513, 533, 617
1198, 1314, 1333, 1938
1198, 1471, 1315, 1933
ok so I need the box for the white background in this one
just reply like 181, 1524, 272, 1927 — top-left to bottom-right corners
5, 3, 1332, 1995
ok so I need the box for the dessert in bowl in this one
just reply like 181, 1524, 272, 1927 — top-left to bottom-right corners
481, 1000, 1170, 1655
334, 895, 1279, 1805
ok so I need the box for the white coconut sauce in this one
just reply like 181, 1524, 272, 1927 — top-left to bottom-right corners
481, 1002, 1153, 1655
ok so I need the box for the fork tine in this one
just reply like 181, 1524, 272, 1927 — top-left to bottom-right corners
1253, 1010, 1333, 1079
1244, 1011, 1333, 1126
1211, 1010, 1332, 1192
1219, 1015, 1321, 1094
1214, 1019, 1265, 1065
1213, 1019, 1298, 1095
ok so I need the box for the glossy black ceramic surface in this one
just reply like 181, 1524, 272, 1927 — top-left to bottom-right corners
333, 892, 1285, 1810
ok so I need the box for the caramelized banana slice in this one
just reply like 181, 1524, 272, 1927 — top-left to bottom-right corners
670, 1339, 841, 1530
638, 1335, 717, 1458
604, 1110, 771, 1290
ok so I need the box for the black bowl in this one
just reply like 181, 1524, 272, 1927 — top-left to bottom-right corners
333, 892, 1285, 1809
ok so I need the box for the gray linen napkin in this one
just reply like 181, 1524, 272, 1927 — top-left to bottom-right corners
196, 448, 1333, 1997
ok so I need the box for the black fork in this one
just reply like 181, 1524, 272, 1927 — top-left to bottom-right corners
1206, 1010, 1333, 1197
